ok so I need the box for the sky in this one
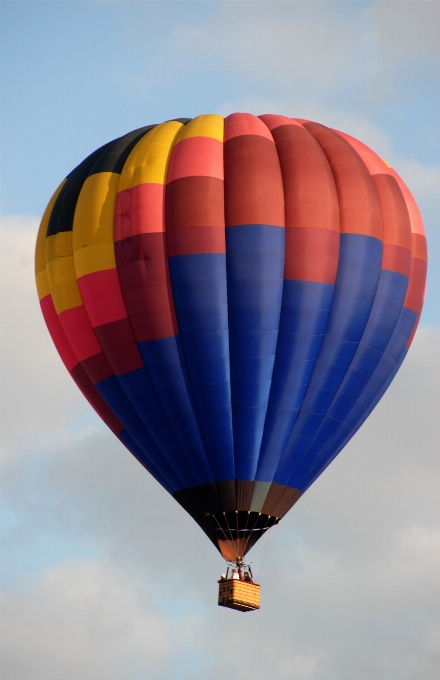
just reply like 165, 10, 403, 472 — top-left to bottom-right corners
1, 1, 439, 679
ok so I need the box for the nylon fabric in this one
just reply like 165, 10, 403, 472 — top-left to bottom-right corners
35, 113, 427, 558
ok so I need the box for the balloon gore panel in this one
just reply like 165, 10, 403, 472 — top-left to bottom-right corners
36, 114, 427, 561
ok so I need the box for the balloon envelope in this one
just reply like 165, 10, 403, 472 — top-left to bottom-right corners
35, 114, 427, 561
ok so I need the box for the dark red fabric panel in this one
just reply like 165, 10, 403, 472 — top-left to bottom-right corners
115, 232, 168, 267
80, 352, 114, 384
404, 258, 427, 315
70, 362, 123, 434
93, 318, 136, 351
129, 310, 179, 343
284, 227, 339, 283
104, 344, 144, 375
166, 225, 225, 257
166, 176, 225, 231
412, 233, 428, 262
224, 135, 284, 228
122, 284, 174, 316
372, 174, 412, 251
304, 122, 383, 240
115, 234, 178, 341
93, 318, 144, 374
381, 244, 412, 277
269, 123, 339, 231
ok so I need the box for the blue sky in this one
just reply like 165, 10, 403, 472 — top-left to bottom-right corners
1, 2, 439, 679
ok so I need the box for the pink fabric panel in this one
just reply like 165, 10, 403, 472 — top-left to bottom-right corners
166, 137, 224, 182
224, 112, 274, 141
114, 183, 165, 238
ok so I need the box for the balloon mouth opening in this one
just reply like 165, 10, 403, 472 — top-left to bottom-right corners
207, 511, 279, 561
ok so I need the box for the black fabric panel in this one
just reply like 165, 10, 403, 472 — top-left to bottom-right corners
46, 140, 114, 236
46, 125, 159, 237
89, 125, 158, 175
169, 118, 192, 125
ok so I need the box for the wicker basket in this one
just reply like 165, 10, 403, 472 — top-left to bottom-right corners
218, 579, 261, 612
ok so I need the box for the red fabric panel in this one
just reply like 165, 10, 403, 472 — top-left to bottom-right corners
114, 184, 165, 237
224, 129, 284, 228
166, 176, 224, 231
166, 137, 224, 182
78, 270, 127, 328
404, 258, 427, 315
58, 306, 102, 360
333, 130, 393, 177
166, 225, 226, 257
59, 304, 93, 336
67, 328, 104, 362
389, 169, 425, 237
81, 352, 113, 384
78, 268, 123, 302
304, 122, 383, 240
412, 233, 428, 262
70, 362, 122, 435
40, 295, 79, 372
259, 114, 302, 131
372, 174, 412, 250
83, 293, 127, 328
381, 244, 412, 277
284, 227, 339, 283
224, 112, 273, 141
269, 123, 339, 231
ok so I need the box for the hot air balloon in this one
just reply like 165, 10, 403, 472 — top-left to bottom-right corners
35, 114, 427, 612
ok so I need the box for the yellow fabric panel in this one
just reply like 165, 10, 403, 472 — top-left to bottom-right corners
55, 231, 73, 257
118, 121, 183, 190
46, 255, 77, 288
175, 114, 224, 143
35, 179, 66, 299
50, 281, 83, 315
73, 172, 119, 276
46, 232, 73, 263
36, 270, 51, 301
46, 233, 83, 314
74, 243, 116, 279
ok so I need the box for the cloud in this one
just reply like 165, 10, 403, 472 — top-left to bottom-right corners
0, 216, 96, 457
1, 216, 439, 678
1, 558, 175, 680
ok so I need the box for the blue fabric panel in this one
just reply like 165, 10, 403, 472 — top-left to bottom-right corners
293, 235, 382, 413
96, 375, 185, 490
256, 281, 335, 482
116, 368, 200, 486
168, 254, 234, 482
118, 429, 175, 494
277, 460, 314, 490
269, 380, 309, 410
292, 305, 416, 494
276, 331, 325, 360
264, 406, 300, 434
272, 357, 315, 387
138, 335, 215, 486
270, 234, 382, 486
226, 225, 285, 480
229, 329, 279, 357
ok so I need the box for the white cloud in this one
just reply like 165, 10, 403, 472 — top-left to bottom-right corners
1, 559, 174, 680
0, 216, 96, 457
2, 299, 439, 679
